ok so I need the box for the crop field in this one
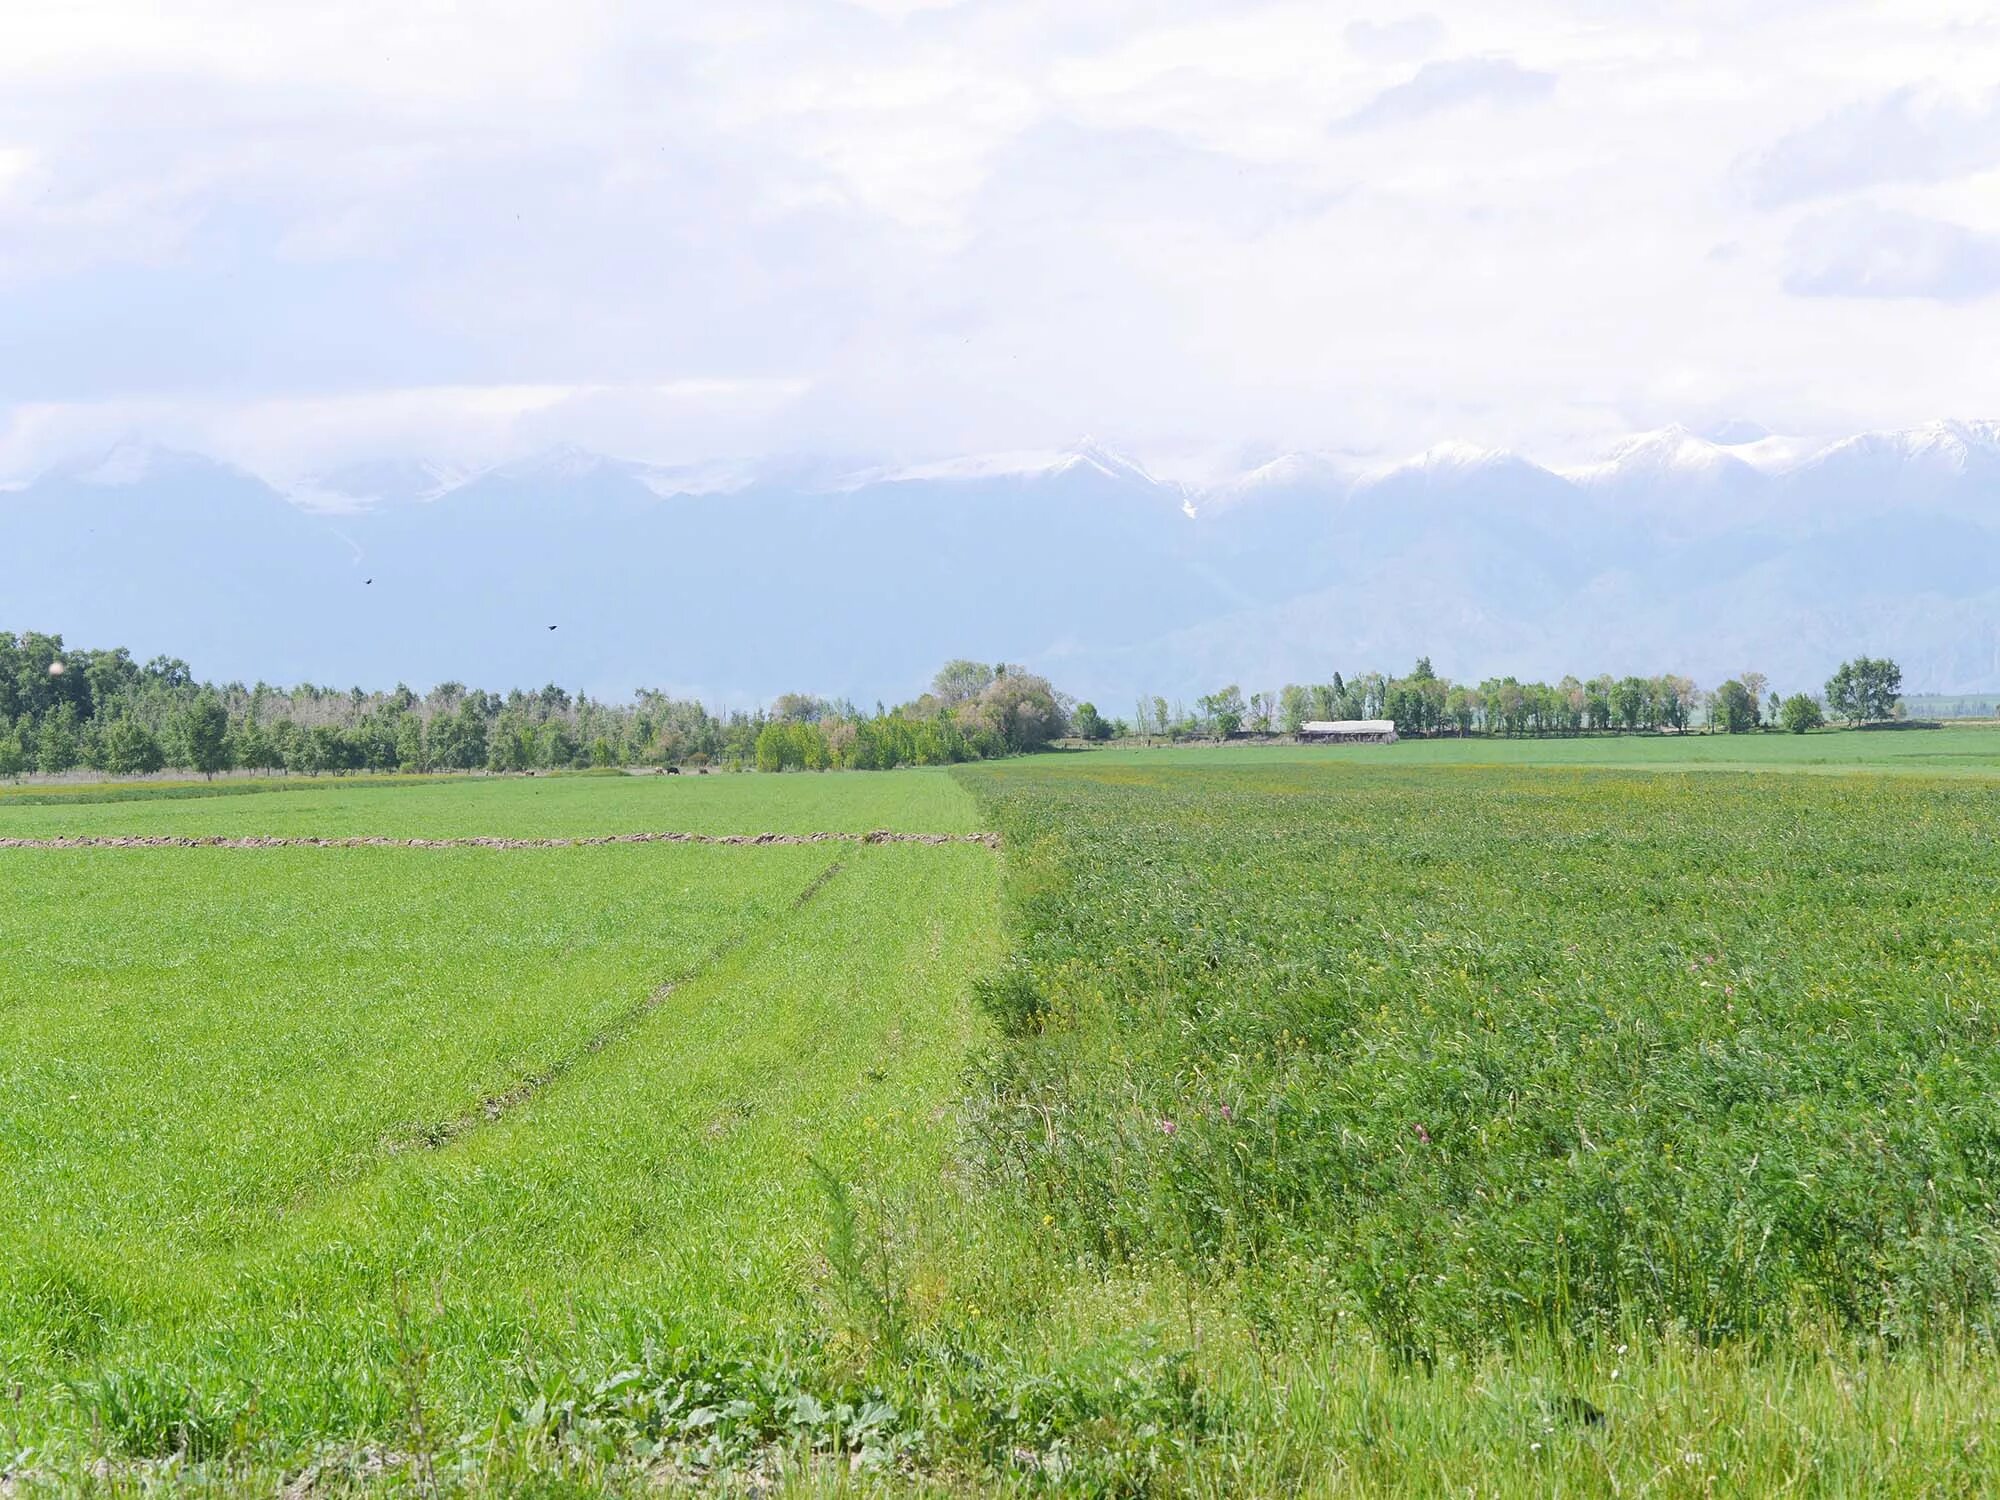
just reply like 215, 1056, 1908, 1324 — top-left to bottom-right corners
1101, 722, 2000, 776
0, 776, 1003, 1493
0, 765, 980, 840
5, 742, 2000, 1495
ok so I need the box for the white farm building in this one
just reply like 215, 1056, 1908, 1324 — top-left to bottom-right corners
1298, 719, 1398, 745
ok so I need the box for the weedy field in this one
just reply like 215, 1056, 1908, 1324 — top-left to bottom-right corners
5, 743, 2000, 1495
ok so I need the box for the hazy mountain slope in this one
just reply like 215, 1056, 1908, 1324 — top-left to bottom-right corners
3, 442, 357, 683
6, 426, 1999, 701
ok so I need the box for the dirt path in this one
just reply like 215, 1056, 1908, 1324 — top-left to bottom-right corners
0, 829, 999, 850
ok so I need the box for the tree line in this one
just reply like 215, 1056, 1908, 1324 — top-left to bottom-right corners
0, 628, 1913, 780
1114, 657, 1905, 741
0, 634, 1073, 779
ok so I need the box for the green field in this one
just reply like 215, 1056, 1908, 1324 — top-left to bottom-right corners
1100, 722, 2000, 775
0, 766, 980, 839
5, 741, 2000, 1494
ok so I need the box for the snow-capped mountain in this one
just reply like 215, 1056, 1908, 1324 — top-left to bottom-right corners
290, 457, 466, 511
1787, 420, 2000, 520
7, 423, 2000, 700
833, 438, 1174, 493
1564, 426, 1759, 489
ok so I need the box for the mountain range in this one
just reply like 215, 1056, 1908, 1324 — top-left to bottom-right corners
7, 421, 2000, 704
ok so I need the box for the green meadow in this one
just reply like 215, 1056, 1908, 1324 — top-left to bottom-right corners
5, 736, 2000, 1494
1097, 721, 2000, 775
0, 766, 979, 839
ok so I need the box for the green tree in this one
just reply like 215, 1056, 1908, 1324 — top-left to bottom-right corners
1779, 693, 1824, 734
959, 672, 1066, 752
1385, 681, 1425, 737
1710, 679, 1756, 733
1445, 686, 1477, 735
757, 719, 831, 771
1739, 671, 1769, 725
428, 701, 488, 770
1198, 685, 1246, 738
1825, 656, 1902, 724
230, 718, 277, 774
296, 724, 342, 775
174, 695, 233, 778
100, 716, 165, 775
1657, 675, 1697, 731
930, 659, 996, 706
1583, 676, 1613, 731
35, 702, 82, 773
1278, 684, 1312, 734
1611, 676, 1650, 731
1072, 702, 1111, 741
394, 714, 426, 771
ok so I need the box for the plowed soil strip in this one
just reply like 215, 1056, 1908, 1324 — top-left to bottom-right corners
0, 829, 999, 850
386, 860, 850, 1155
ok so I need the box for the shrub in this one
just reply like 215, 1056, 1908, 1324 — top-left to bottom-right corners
1780, 693, 1824, 734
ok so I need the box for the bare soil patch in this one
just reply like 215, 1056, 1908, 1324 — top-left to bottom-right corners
0, 829, 999, 850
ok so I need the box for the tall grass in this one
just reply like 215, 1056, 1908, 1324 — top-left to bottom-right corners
960, 760, 2000, 1358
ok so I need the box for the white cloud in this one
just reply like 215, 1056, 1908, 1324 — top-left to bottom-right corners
1, 0, 1999, 474
1333, 56, 1555, 132
1785, 204, 2000, 302
0, 379, 810, 482
1742, 86, 2000, 205
1345, 16, 1448, 63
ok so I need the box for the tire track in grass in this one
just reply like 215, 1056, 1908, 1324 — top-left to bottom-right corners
381, 857, 852, 1156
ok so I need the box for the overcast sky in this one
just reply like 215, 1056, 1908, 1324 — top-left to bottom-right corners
4, 0, 1999, 483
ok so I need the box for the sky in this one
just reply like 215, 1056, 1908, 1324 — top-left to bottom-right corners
4, 0, 2000, 485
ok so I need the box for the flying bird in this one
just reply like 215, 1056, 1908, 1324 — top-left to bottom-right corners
548, 624, 558, 631
364, 578, 373, 585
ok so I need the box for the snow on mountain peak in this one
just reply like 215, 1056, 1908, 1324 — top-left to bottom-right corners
58, 437, 229, 488
832, 439, 1166, 492
1055, 437, 1158, 484
1357, 439, 1527, 485
489, 442, 616, 483
1564, 425, 1748, 487
1901, 418, 2000, 465
289, 457, 465, 512
1804, 418, 2000, 477
1418, 438, 1506, 470
1704, 418, 1771, 446
1239, 451, 1350, 489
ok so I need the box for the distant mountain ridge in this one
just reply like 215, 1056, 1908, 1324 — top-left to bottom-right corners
8, 422, 2000, 703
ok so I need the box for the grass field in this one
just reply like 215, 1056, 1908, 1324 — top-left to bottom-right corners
0, 777, 1004, 1492
0, 766, 979, 840
1092, 722, 2000, 775
5, 742, 2000, 1494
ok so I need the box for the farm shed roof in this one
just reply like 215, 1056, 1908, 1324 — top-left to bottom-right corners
1300, 719, 1396, 734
